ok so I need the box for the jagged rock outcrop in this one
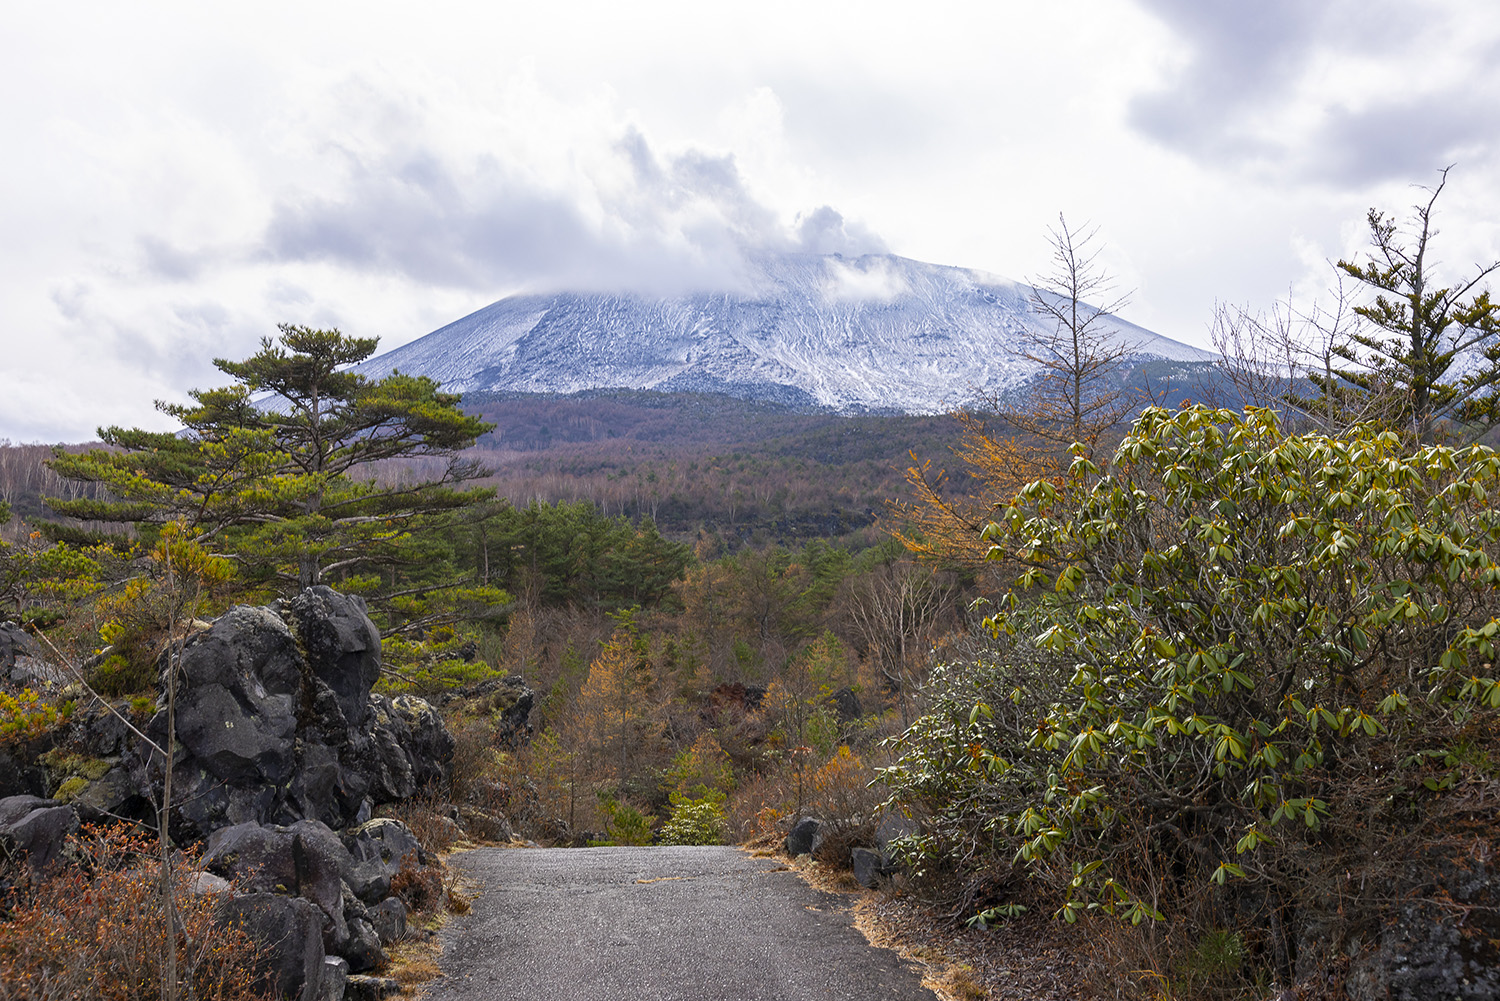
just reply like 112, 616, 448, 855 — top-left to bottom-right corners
0, 586, 466, 999
140, 586, 452, 840
441, 674, 534, 749
342, 817, 423, 903
8, 586, 453, 844
1311, 844, 1500, 1001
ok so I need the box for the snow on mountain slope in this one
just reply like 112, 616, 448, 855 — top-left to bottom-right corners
357, 252, 1214, 412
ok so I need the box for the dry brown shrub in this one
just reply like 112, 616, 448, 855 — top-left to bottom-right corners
0, 823, 271, 1001
809, 745, 883, 835
390, 858, 445, 916
377, 794, 462, 855
446, 714, 507, 807
726, 770, 794, 842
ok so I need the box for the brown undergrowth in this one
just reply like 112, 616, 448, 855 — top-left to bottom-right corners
0, 823, 272, 1001
747, 839, 1098, 1001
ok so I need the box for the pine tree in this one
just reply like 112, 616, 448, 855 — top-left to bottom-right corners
47, 324, 496, 608
1327, 168, 1500, 441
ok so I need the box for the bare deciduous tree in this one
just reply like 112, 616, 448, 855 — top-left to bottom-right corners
842, 561, 957, 725
1206, 279, 1408, 434
998, 214, 1139, 459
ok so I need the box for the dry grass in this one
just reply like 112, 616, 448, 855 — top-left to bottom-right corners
382, 853, 484, 998
384, 934, 444, 997
757, 847, 987, 1001
0, 823, 272, 1001
749, 843, 1096, 1001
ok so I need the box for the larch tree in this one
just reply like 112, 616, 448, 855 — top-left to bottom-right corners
572, 619, 664, 787
890, 216, 1135, 580
1002, 213, 1139, 460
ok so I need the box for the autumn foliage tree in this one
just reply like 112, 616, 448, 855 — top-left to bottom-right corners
572, 616, 665, 787
893, 217, 1138, 577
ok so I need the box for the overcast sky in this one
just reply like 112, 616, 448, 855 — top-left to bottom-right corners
4, 0, 1499, 442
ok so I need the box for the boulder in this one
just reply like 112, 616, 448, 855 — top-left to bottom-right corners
339, 916, 385, 973
785, 816, 824, 857
157, 607, 303, 838
369, 896, 407, 946
850, 847, 889, 888
316, 957, 350, 1001
874, 810, 916, 854
367, 694, 453, 801
221, 893, 326, 1001
0, 795, 78, 880
828, 686, 862, 723
203, 820, 362, 955
484, 674, 535, 748
457, 805, 513, 843
189, 871, 232, 896
343, 818, 422, 904
0, 622, 63, 687
345, 975, 400, 1001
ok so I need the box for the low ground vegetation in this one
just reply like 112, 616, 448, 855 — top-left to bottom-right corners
0, 824, 270, 1001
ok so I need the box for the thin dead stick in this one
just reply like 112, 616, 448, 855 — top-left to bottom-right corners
160, 540, 180, 1001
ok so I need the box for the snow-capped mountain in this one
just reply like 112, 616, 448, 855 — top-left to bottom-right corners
357, 253, 1213, 412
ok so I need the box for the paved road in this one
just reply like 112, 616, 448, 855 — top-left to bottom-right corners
424, 845, 938, 1001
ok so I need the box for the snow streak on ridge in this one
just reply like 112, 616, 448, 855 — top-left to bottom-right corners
357, 253, 1213, 413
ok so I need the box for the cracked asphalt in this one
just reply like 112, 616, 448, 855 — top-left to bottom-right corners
422, 845, 939, 1001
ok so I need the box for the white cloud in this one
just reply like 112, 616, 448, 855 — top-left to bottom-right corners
2, 0, 1499, 441
823, 256, 909, 303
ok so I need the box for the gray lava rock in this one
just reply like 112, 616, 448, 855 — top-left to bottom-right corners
457, 805, 513, 842
484, 674, 535, 748
189, 870, 232, 896
874, 811, 916, 854
344, 974, 400, 1001
851, 847, 889, 888
369, 896, 407, 946
316, 956, 350, 1001
0, 795, 78, 880
222, 893, 326, 1001
828, 686, 862, 723
785, 816, 824, 857
203, 819, 360, 957
169, 606, 302, 784
368, 693, 454, 800
140, 588, 453, 841
343, 818, 422, 904
0, 622, 62, 687
1334, 847, 1500, 1001
340, 916, 385, 973
277, 587, 381, 730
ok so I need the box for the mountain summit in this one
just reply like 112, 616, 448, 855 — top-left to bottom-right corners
357, 253, 1213, 412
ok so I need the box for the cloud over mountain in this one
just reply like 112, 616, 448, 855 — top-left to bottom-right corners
262, 121, 883, 297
